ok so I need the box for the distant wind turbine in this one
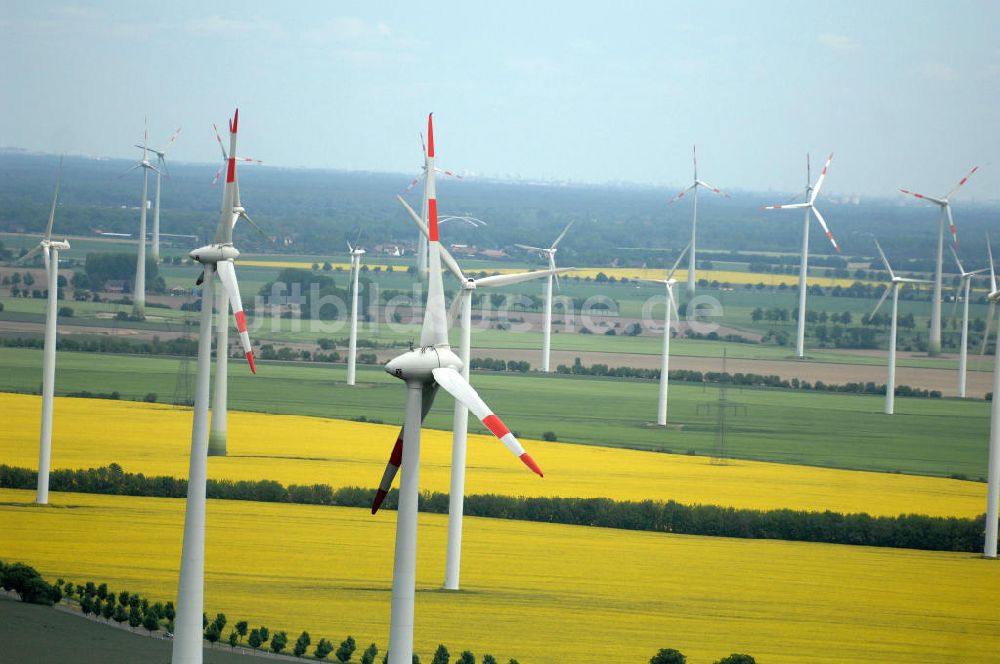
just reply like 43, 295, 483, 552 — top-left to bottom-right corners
641, 242, 690, 426
899, 166, 979, 356
122, 119, 160, 318
516, 222, 574, 372
18, 160, 69, 505
668, 145, 727, 294
347, 237, 366, 386
139, 127, 181, 262
950, 246, 986, 398
870, 239, 931, 415
765, 153, 841, 359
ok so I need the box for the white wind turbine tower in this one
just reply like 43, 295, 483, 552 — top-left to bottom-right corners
403, 132, 464, 279
122, 120, 161, 318
870, 239, 931, 416
397, 194, 567, 590
950, 246, 986, 398
172, 108, 257, 664
346, 237, 366, 386
641, 242, 690, 427
139, 127, 181, 262
667, 145, 727, 294
18, 160, 69, 505
516, 222, 574, 372
899, 166, 979, 356
208, 125, 265, 457
765, 153, 841, 359
980, 235, 1000, 558
371, 115, 543, 664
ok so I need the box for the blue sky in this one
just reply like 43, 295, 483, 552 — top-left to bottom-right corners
2, 1, 999, 200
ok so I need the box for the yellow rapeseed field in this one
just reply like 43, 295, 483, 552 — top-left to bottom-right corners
238, 259, 871, 288
1, 489, 997, 663
1, 393, 985, 518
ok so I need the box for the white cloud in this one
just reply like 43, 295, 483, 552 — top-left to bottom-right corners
919, 62, 959, 81
185, 16, 284, 38
818, 33, 860, 52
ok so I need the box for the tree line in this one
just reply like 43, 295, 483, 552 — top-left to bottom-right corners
1, 558, 524, 662
554, 358, 945, 399
1, 464, 989, 553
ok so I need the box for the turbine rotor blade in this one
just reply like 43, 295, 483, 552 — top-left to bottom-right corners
371, 383, 438, 513
667, 241, 692, 281
17, 244, 44, 265
551, 221, 574, 249
764, 203, 810, 210
217, 260, 255, 373
873, 239, 894, 278
871, 285, 892, 318
667, 183, 697, 205
945, 205, 958, 247
45, 157, 63, 242
476, 267, 573, 289
949, 245, 965, 275
695, 179, 727, 197
944, 165, 979, 200
431, 367, 543, 477
988, 235, 997, 294
811, 206, 840, 253
809, 152, 833, 203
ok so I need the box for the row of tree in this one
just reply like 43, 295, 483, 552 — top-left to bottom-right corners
1, 464, 988, 552
554, 358, 945, 398
2, 558, 521, 663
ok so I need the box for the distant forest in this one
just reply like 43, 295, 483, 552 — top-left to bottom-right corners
1, 152, 997, 272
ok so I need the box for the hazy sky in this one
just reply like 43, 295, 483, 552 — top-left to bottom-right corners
3, 1, 999, 200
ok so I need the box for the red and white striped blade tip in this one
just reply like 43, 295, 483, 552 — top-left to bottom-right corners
519, 453, 543, 477
231, 108, 239, 133
371, 489, 388, 514
426, 113, 434, 157
246, 351, 256, 374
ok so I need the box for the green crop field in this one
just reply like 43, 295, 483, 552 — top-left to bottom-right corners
0, 347, 990, 478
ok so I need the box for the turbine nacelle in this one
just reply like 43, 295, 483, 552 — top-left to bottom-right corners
42, 239, 71, 251
190, 244, 240, 264
385, 346, 463, 382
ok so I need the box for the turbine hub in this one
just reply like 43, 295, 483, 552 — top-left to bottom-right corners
385, 346, 463, 382
190, 243, 240, 264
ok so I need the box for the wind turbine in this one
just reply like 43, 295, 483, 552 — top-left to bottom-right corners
347, 238, 366, 386
397, 194, 567, 590
900, 166, 979, 356
980, 235, 1000, 559
950, 246, 986, 398
403, 131, 463, 280
641, 242, 691, 427
765, 153, 841, 359
515, 222, 574, 372
372, 114, 543, 664
870, 239, 931, 415
139, 127, 182, 262
172, 108, 257, 664
18, 160, 69, 505
123, 119, 160, 318
668, 145, 727, 294
208, 125, 266, 457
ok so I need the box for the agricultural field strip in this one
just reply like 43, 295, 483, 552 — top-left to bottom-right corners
2, 489, 998, 664
0, 392, 986, 518
239, 259, 878, 288
0, 348, 990, 478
